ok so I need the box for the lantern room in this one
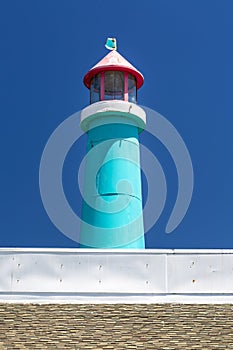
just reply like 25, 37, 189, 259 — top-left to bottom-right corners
83, 50, 144, 105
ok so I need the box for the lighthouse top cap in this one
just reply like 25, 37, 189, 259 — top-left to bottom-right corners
83, 44, 144, 89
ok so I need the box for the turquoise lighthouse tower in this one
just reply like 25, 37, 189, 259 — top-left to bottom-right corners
80, 40, 146, 248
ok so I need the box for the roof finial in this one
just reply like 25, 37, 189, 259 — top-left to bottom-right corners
105, 37, 117, 51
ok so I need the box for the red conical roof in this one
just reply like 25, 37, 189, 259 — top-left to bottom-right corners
83, 50, 144, 89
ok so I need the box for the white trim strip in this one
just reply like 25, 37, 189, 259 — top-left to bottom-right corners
1, 293, 233, 305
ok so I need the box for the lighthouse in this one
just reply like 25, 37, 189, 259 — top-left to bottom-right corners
79, 39, 146, 248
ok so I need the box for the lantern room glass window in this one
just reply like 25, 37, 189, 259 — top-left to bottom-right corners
104, 71, 124, 100
90, 74, 101, 104
89, 72, 138, 104
128, 74, 137, 103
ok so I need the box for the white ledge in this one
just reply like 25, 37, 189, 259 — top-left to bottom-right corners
1, 249, 233, 303
80, 100, 146, 132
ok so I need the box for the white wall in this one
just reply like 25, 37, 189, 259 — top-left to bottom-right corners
1, 249, 233, 303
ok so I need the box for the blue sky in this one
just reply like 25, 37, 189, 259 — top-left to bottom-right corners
1, 0, 233, 248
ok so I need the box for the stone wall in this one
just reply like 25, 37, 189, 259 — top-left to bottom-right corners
0, 304, 233, 349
